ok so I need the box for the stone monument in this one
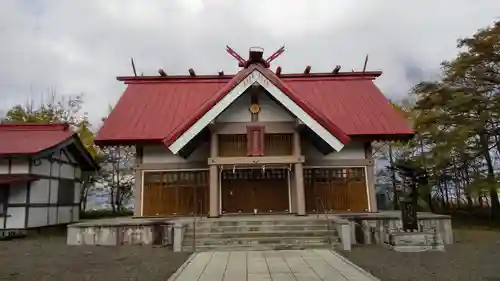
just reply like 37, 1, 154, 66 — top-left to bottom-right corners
385, 163, 445, 252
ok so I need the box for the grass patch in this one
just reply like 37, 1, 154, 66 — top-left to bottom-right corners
452, 217, 500, 230
450, 212, 500, 231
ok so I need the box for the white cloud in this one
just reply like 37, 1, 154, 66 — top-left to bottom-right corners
1, 0, 499, 124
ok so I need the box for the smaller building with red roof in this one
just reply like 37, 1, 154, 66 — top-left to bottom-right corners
95, 46, 413, 218
0, 123, 99, 231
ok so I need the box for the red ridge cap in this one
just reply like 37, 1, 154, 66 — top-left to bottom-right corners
0, 122, 70, 132
117, 70, 382, 83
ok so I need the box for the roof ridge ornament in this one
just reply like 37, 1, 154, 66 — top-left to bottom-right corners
225, 45, 285, 68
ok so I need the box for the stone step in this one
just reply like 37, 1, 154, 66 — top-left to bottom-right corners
185, 224, 330, 234
184, 229, 334, 239
192, 219, 330, 228
186, 236, 337, 247
184, 229, 337, 239
182, 243, 335, 252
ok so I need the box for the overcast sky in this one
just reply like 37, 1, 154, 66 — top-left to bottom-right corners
1, 0, 499, 128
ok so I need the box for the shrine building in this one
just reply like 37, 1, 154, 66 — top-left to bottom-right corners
94, 46, 413, 218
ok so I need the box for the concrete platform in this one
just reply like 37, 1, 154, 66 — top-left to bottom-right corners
168, 249, 380, 281
66, 212, 453, 250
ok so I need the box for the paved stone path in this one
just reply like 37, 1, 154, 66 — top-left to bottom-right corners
168, 249, 379, 281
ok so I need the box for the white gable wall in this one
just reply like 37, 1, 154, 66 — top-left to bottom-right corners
216, 91, 252, 122
168, 69, 345, 154
31, 158, 51, 176
216, 89, 296, 123
258, 91, 295, 122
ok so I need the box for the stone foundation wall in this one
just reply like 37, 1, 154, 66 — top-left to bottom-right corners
67, 224, 173, 246
348, 214, 453, 246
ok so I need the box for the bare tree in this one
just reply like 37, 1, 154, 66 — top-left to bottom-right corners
95, 146, 135, 212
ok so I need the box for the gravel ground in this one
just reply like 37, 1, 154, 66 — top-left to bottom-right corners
341, 228, 500, 281
0, 235, 191, 281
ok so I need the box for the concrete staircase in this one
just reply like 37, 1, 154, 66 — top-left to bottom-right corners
182, 217, 339, 252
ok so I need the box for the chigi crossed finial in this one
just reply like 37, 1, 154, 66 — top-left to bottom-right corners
225, 45, 285, 68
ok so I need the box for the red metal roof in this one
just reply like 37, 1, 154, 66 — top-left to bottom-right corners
0, 123, 74, 155
0, 123, 99, 171
95, 68, 413, 146
96, 78, 233, 144
284, 77, 414, 137
252, 66, 350, 144
0, 174, 40, 185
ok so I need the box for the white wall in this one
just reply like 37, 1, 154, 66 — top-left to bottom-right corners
1, 177, 71, 229
1, 182, 27, 229
28, 207, 48, 228
51, 149, 78, 224
216, 91, 251, 122
142, 142, 209, 164
258, 92, 295, 122
49, 180, 59, 204
31, 159, 51, 176
303, 139, 366, 160
1, 146, 82, 230
57, 206, 73, 224
26, 179, 51, 228
0, 159, 8, 174
60, 163, 75, 179
215, 88, 296, 123
29, 179, 50, 203
5, 207, 25, 229
48, 207, 57, 225
11, 159, 30, 174
8, 182, 27, 204
0, 159, 30, 174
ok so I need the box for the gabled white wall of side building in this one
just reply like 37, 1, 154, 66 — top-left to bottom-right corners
0, 148, 81, 230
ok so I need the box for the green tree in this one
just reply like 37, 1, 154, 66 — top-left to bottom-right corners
389, 20, 500, 218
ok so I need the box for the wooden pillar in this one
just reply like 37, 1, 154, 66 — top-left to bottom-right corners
209, 132, 220, 217
133, 145, 143, 217
294, 163, 306, 215
365, 142, 378, 212
289, 172, 297, 213
293, 130, 306, 216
